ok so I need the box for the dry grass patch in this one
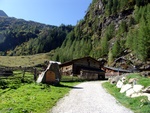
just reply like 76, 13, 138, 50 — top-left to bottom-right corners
0, 53, 50, 67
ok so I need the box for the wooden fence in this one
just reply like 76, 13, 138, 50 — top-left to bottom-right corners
0, 66, 40, 82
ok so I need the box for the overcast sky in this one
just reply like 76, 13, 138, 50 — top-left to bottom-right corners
0, 0, 92, 26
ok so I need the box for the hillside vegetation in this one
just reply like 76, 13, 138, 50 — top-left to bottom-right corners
0, 17, 73, 55
0, 0, 149, 68
51, 0, 150, 64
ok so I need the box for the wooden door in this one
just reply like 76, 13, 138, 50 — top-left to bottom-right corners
46, 70, 55, 82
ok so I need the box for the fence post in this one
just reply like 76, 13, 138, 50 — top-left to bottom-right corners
22, 67, 26, 82
33, 68, 37, 82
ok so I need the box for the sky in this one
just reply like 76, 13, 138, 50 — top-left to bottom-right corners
0, 0, 92, 26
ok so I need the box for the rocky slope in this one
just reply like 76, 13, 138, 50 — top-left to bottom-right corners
0, 10, 8, 17
51, 0, 150, 72
0, 1, 149, 72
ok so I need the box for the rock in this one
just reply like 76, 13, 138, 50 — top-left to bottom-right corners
108, 78, 112, 83
133, 85, 144, 93
121, 77, 126, 83
120, 84, 132, 93
142, 93, 150, 101
142, 86, 150, 93
128, 78, 137, 84
110, 76, 122, 84
140, 71, 150, 77
126, 88, 135, 97
131, 93, 150, 101
116, 80, 123, 88
131, 93, 143, 98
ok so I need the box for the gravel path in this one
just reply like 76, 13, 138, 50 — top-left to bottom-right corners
50, 81, 133, 113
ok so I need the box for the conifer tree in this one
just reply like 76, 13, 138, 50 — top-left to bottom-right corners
112, 40, 121, 58
101, 36, 108, 56
108, 49, 114, 66
112, 0, 118, 14
137, 17, 149, 61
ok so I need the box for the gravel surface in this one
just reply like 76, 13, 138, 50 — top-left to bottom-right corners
50, 81, 133, 113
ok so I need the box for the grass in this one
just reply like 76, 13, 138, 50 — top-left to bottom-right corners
102, 73, 150, 113
0, 71, 80, 113
126, 73, 150, 87
0, 82, 79, 113
0, 53, 50, 67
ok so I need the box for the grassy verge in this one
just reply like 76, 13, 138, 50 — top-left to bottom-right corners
102, 73, 150, 113
0, 72, 80, 113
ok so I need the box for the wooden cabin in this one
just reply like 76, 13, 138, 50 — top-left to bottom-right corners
113, 57, 134, 70
59, 57, 105, 80
103, 66, 132, 78
36, 62, 61, 85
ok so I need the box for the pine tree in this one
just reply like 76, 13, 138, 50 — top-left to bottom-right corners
126, 30, 134, 49
112, 40, 121, 58
108, 49, 114, 66
101, 36, 108, 56
137, 17, 149, 61
112, 0, 118, 14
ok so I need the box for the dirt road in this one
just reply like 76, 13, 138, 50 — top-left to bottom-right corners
50, 81, 133, 113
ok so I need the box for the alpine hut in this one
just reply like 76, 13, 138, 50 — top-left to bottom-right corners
59, 56, 105, 80
36, 61, 61, 85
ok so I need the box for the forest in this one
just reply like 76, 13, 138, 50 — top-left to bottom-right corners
0, 17, 73, 55
51, 0, 150, 63
0, 0, 150, 64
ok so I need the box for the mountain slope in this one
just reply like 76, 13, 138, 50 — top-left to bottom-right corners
0, 10, 8, 17
0, 17, 73, 55
51, 0, 150, 66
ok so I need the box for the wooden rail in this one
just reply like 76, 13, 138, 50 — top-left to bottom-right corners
0, 66, 40, 81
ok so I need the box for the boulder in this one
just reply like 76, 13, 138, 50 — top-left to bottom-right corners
128, 78, 137, 85
142, 86, 150, 93
120, 84, 132, 93
126, 88, 135, 97
140, 71, 150, 77
133, 85, 144, 93
131, 93, 143, 98
142, 93, 150, 101
116, 80, 123, 88
110, 76, 122, 84
131, 93, 150, 101
121, 77, 126, 83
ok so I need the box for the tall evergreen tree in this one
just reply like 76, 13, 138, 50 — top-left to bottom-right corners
137, 17, 149, 61
108, 49, 114, 66
101, 36, 108, 56
112, 40, 121, 58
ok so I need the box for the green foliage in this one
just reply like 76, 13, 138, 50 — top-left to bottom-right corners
105, 22, 115, 40
101, 36, 108, 56
0, 17, 73, 55
118, 21, 128, 35
1, 0, 150, 64
137, 17, 150, 61
126, 4, 150, 61
112, 40, 121, 58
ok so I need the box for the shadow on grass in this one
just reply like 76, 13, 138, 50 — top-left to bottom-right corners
55, 83, 83, 89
